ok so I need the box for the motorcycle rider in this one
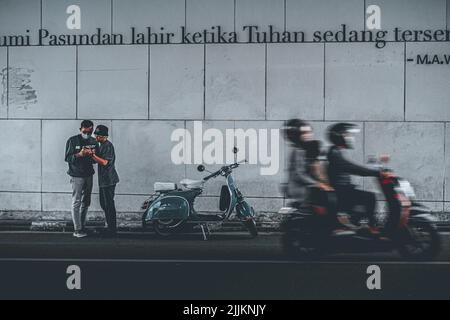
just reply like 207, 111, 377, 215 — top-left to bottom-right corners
283, 119, 352, 236
327, 123, 387, 235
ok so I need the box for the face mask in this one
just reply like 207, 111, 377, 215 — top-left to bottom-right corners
300, 126, 314, 143
81, 133, 91, 140
344, 135, 355, 149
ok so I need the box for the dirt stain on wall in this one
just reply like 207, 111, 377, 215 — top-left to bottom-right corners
0, 67, 6, 109
9, 67, 37, 110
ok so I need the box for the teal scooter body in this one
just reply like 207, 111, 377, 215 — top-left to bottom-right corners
141, 159, 257, 239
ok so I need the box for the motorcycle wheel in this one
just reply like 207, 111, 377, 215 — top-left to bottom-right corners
397, 220, 441, 261
281, 232, 322, 260
243, 218, 258, 238
153, 219, 185, 237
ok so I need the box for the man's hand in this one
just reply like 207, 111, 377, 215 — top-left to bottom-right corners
77, 148, 93, 157
76, 149, 86, 157
380, 171, 396, 179
317, 182, 334, 192
84, 148, 94, 156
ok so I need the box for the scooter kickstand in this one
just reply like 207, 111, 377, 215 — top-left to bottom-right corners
200, 224, 208, 241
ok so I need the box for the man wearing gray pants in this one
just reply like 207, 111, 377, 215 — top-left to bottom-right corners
65, 120, 99, 238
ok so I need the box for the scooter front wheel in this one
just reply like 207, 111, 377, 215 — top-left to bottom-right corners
153, 219, 185, 237
243, 218, 258, 238
397, 220, 441, 261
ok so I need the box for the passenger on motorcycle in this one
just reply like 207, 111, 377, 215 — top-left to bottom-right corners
283, 119, 353, 236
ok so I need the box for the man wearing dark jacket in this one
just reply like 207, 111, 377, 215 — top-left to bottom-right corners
327, 123, 384, 235
65, 120, 99, 238
91, 125, 120, 236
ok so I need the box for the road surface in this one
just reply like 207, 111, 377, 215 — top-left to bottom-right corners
0, 231, 449, 299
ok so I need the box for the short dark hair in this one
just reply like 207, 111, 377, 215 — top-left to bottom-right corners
80, 120, 94, 129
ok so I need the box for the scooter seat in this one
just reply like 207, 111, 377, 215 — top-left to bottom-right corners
180, 179, 204, 189
154, 182, 177, 192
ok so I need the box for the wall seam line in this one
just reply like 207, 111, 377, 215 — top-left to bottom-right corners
148, 44, 150, 119
40, 0, 43, 30
203, 43, 206, 120
362, 122, 366, 191
323, 43, 326, 121
403, 41, 407, 121
75, 45, 79, 119
446, 0, 448, 30
265, 43, 267, 120
444, 124, 447, 204
111, 0, 114, 33
363, 0, 366, 31
40, 120, 43, 211
184, 0, 187, 29
6, 46, 9, 119
234, 0, 237, 33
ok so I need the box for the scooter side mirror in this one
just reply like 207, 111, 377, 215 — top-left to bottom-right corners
197, 165, 205, 172
232, 147, 239, 154
367, 155, 377, 164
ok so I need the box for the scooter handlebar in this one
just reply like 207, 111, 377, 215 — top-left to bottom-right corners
203, 171, 221, 181
202, 161, 245, 181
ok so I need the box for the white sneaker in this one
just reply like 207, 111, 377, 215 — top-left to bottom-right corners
73, 231, 88, 238
332, 229, 355, 237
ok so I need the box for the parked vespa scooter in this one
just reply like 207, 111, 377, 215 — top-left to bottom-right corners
280, 156, 442, 260
141, 148, 258, 240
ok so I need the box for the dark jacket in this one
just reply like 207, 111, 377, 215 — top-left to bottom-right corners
65, 135, 98, 177
97, 140, 120, 188
286, 147, 318, 203
327, 146, 379, 189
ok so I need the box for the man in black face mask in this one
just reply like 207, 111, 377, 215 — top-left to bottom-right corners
65, 120, 99, 238
327, 123, 389, 236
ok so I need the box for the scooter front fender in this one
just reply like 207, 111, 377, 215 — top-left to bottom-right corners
235, 200, 255, 219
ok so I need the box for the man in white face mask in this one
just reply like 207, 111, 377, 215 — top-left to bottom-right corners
64, 120, 99, 238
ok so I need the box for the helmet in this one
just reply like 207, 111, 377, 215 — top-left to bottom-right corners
327, 123, 360, 149
282, 119, 310, 146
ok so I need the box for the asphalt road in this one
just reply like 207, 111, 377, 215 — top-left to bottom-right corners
0, 231, 449, 299
0, 231, 449, 261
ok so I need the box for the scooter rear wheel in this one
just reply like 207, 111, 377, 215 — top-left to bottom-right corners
153, 219, 185, 237
281, 232, 323, 260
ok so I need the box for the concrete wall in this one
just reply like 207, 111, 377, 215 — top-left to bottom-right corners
0, 0, 449, 216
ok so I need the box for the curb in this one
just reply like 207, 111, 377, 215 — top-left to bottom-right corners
0, 219, 280, 233
0, 219, 449, 233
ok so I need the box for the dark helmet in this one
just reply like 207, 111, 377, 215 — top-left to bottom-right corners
327, 123, 359, 148
282, 119, 309, 146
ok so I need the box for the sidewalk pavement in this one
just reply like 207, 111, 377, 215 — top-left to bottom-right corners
0, 210, 449, 232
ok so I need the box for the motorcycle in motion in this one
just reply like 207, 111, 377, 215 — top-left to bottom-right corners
141, 149, 258, 240
281, 156, 442, 260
